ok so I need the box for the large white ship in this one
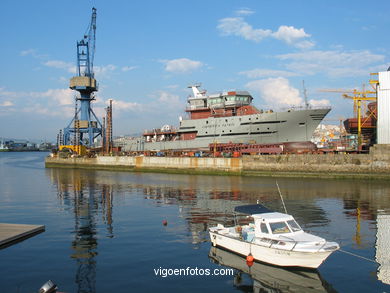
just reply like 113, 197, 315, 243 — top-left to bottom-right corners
119, 84, 330, 152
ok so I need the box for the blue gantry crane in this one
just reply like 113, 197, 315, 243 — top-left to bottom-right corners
62, 7, 102, 150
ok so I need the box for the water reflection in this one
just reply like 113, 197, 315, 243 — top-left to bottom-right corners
45, 168, 390, 289
143, 184, 332, 246
209, 247, 337, 293
48, 169, 114, 293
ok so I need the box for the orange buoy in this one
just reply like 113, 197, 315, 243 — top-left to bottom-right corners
246, 254, 254, 262
162, 220, 168, 226
246, 260, 253, 267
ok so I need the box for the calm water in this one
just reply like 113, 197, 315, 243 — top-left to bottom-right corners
1, 152, 390, 293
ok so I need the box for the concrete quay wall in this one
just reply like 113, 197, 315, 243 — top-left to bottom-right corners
45, 145, 390, 178
45, 156, 242, 174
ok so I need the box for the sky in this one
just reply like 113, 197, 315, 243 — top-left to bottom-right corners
1, 0, 390, 141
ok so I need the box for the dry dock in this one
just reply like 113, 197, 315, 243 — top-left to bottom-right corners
0, 223, 45, 248
45, 145, 390, 179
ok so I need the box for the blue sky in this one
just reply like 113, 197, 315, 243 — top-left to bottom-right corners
1, 0, 390, 141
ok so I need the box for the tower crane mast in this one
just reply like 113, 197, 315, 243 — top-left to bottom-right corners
61, 7, 103, 150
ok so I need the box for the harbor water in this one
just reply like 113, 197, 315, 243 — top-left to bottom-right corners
1, 152, 390, 293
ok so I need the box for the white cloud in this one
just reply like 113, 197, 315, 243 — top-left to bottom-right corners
277, 49, 386, 77
0, 101, 13, 107
272, 26, 310, 44
272, 26, 314, 49
44, 60, 117, 78
122, 66, 138, 72
38, 88, 74, 106
20, 105, 67, 117
0, 87, 19, 99
111, 99, 141, 112
20, 49, 36, 56
217, 17, 272, 42
165, 84, 179, 89
246, 77, 303, 107
240, 68, 298, 78
294, 40, 316, 49
0, 87, 76, 117
309, 99, 331, 107
93, 64, 117, 78
235, 8, 255, 16
217, 17, 313, 48
156, 91, 180, 104
20, 49, 47, 59
44, 60, 76, 74
162, 58, 203, 73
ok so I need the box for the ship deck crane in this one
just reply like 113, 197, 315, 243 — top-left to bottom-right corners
61, 8, 102, 151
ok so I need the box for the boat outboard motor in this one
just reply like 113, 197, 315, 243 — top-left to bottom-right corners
38, 280, 57, 293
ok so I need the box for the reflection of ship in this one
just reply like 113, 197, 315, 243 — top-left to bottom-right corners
209, 246, 337, 293
120, 85, 330, 151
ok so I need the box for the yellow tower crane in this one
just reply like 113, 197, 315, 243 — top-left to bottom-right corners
319, 76, 377, 150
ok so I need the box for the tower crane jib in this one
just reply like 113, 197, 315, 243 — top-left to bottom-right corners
77, 7, 97, 78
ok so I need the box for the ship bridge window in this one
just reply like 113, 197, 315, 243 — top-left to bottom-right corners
209, 98, 223, 104
237, 96, 249, 102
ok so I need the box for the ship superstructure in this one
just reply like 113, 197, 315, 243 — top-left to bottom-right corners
119, 84, 331, 152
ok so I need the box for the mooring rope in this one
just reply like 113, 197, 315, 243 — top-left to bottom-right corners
338, 248, 377, 264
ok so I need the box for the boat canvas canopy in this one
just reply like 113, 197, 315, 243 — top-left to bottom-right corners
234, 204, 272, 215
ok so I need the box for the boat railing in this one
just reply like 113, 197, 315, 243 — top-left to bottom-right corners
280, 105, 332, 111
268, 236, 331, 252
185, 105, 209, 111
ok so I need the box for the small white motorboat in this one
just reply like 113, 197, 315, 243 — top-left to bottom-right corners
209, 204, 339, 269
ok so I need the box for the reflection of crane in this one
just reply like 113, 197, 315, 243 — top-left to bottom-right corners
50, 168, 114, 293
62, 8, 103, 149
319, 80, 377, 149
71, 187, 97, 293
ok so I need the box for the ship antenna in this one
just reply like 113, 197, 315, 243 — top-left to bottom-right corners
276, 181, 288, 214
302, 80, 309, 109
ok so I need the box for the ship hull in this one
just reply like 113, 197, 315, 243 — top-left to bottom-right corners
121, 107, 330, 151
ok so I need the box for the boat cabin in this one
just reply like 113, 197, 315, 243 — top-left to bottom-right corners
233, 204, 303, 242
252, 212, 302, 239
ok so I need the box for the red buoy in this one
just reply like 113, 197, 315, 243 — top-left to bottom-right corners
246, 260, 254, 267
162, 220, 168, 226
246, 254, 254, 262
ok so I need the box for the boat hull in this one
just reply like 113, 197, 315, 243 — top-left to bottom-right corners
209, 231, 335, 269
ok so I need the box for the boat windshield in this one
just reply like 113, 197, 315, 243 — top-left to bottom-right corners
287, 220, 302, 232
269, 222, 291, 234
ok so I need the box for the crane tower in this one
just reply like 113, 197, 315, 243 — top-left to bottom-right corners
62, 7, 102, 148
